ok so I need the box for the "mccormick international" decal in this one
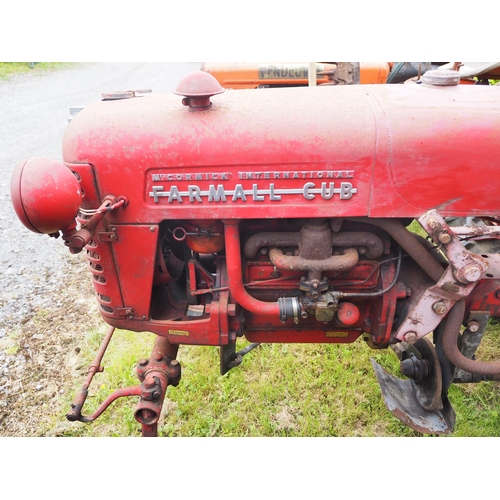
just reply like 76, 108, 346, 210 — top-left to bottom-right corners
148, 170, 358, 203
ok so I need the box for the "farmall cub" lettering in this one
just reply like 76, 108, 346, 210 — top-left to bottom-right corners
148, 170, 358, 203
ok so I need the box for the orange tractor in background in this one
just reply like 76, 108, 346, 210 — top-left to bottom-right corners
200, 62, 500, 88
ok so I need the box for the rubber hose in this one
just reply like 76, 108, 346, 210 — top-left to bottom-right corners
443, 300, 500, 376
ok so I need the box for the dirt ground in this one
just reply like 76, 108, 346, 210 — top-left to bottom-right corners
0, 254, 101, 436
0, 63, 200, 437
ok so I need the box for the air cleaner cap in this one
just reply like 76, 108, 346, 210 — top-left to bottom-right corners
11, 157, 82, 234
421, 69, 460, 86
174, 71, 225, 108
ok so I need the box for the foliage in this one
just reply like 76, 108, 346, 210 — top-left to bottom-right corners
0, 62, 75, 80
54, 319, 500, 437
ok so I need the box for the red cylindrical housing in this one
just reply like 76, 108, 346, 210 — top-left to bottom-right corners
11, 157, 82, 234
336, 302, 361, 326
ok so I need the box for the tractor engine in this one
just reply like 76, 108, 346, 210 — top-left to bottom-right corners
10, 69, 500, 435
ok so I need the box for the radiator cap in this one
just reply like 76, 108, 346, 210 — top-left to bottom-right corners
174, 71, 224, 108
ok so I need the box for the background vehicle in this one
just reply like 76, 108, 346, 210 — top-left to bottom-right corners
200, 62, 392, 87
201, 61, 500, 88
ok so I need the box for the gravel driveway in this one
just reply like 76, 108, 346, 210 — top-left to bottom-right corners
0, 62, 200, 336
0, 62, 201, 434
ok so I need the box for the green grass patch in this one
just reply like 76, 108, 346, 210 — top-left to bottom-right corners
56, 320, 500, 437
0, 62, 76, 80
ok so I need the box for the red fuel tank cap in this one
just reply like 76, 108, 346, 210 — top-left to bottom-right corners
174, 71, 225, 109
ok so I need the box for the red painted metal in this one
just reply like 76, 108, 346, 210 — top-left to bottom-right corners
11, 72, 500, 434
66, 325, 147, 424
62, 83, 500, 221
11, 157, 82, 234
224, 220, 281, 318
174, 70, 225, 108
134, 336, 180, 434
336, 302, 360, 326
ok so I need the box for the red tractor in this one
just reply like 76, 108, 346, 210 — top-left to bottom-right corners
11, 68, 500, 435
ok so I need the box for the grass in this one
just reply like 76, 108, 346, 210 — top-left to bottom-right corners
0, 62, 76, 80
56, 330, 403, 437
54, 317, 500, 437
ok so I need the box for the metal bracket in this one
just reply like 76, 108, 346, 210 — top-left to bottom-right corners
419, 210, 488, 284
101, 89, 152, 100
395, 210, 489, 343
220, 342, 261, 376
318, 62, 360, 85
116, 307, 134, 319
98, 227, 118, 242
395, 266, 477, 342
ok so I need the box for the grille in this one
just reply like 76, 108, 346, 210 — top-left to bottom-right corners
85, 237, 114, 315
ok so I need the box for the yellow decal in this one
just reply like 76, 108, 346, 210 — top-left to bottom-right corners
326, 331, 349, 338
169, 329, 190, 336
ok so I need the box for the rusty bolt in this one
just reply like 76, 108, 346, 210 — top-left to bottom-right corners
171, 360, 179, 366
427, 217, 441, 231
138, 358, 149, 367
404, 332, 418, 344
432, 301, 448, 315
143, 376, 156, 389
461, 264, 483, 283
438, 232, 451, 245
467, 320, 480, 333
154, 353, 163, 362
